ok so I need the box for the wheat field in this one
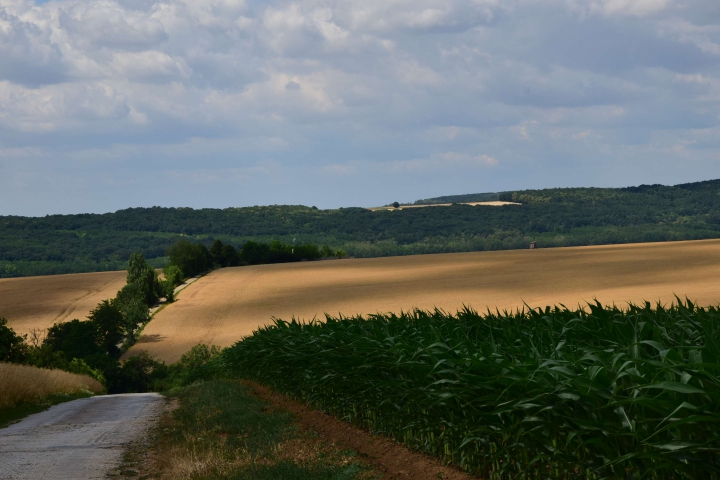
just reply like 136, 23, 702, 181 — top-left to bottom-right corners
129, 239, 720, 363
0, 363, 104, 409
0, 271, 127, 337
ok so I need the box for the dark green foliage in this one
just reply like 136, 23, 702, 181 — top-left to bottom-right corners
6, 179, 720, 277
222, 301, 720, 479
171, 344, 223, 386
114, 282, 150, 338
43, 319, 103, 363
0, 317, 28, 362
210, 239, 240, 267
163, 264, 184, 287
109, 351, 168, 394
87, 300, 124, 359
240, 239, 321, 265
125, 252, 162, 305
239, 240, 271, 264
167, 240, 212, 278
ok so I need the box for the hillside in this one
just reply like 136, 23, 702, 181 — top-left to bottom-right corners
128, 239, 720, 363
2, 179, 720, 277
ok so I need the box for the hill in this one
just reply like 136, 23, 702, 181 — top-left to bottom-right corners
2, 179, 720, 277
128, 239, 720, 363
413, 191, 500, 204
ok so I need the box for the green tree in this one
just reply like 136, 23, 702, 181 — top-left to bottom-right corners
87, 300, 125, 359
222, 244, 240, 267
163, 264, 184, 287
210, 239, 225, 266
125, 252, 162, 306
44, 320, 103, 363
114, 284, 150, 340
167, 240, 212, 277
127, 252, 148, 284
0, 317, 27, 363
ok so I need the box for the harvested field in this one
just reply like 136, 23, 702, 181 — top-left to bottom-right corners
0, 270, 126, 337
130, 238, 720, 363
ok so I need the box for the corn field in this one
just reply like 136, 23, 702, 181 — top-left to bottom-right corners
222, 300, 720, 478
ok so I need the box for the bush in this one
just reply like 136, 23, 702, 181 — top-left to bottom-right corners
43, 320, 102, 363
0, 318, 28, 363
167, 240, 212, 278
111, 352, 168, 394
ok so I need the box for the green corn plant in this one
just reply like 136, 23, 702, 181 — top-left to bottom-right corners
220, 300, 720, 479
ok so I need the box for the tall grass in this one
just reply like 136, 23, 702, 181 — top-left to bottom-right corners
0, 363, 104, 409
222, 300, 720, 479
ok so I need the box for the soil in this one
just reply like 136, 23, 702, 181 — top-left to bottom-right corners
246, 381, 472, 480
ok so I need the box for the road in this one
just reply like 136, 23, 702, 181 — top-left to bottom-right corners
0, 393, 164, 480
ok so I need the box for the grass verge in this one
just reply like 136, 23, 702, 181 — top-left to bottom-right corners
115, 379, 377, 479
0, 391, 94, 429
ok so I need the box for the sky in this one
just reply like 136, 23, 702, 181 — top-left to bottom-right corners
1, 0, 719, 215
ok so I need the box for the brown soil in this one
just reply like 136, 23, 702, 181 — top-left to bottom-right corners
129, 239, 720, 363
246, 381, 471, 480
0, 270, 127, 336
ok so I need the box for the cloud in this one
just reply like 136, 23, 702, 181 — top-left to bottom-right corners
0, 0, 720, 214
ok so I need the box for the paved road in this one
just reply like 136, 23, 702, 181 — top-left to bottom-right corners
0, 393, 164, 480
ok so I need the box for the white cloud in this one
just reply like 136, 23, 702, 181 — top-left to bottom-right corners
0, 0, 719, 214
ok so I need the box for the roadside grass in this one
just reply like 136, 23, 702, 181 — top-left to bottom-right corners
123, 379, 377, 479
0, 362, 104, 428
0, 391, 95, 429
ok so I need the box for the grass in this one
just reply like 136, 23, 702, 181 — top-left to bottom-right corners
0, 363, 104, 428
140, 380, 375, 479
0, 391, 96, 429
0, 362, 104, 409
221, 300, 720, 479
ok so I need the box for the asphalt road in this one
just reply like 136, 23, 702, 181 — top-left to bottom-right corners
0, 393, 164, 480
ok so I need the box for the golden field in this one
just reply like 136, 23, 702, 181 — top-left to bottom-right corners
130, 239, 720, 363
0, 363, 103, 409
0, 270, 126, 337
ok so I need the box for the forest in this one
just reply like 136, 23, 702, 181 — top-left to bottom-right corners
2, 179, 720, 277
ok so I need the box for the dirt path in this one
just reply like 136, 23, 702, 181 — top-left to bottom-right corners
0, 393, 164, 480
247, 382, 471, 480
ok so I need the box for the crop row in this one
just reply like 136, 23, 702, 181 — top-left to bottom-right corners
221, 300, 720, 479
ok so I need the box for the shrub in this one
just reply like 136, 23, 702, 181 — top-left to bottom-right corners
0, 318, 28, 363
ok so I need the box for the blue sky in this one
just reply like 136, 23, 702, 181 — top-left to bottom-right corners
1, 0, 719, 215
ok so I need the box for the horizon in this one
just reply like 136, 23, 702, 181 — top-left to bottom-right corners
4, 176, 718, 218
2, 0, 719, 216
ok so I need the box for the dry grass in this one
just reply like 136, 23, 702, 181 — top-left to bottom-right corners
0, 363, 104, 409
0, 270, 126, 337
129, 238, 720, 363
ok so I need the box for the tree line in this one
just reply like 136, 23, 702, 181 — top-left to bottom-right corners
0, 238, 345, 392
2, 178, 720, 277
